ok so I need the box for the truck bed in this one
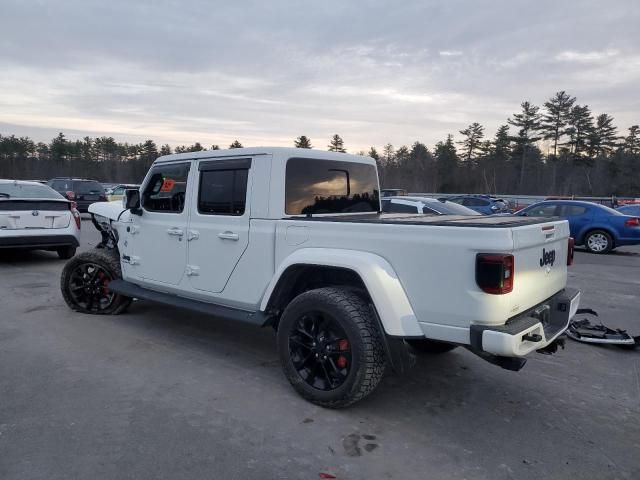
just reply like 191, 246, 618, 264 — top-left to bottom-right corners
287, 213, 553, 228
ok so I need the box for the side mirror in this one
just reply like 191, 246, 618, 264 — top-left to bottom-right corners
125, 189, 142, 215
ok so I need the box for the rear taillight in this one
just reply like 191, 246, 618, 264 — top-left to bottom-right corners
624, 217, 640, 227
476, 254, 514, 295
70, 204, 81, 229
65, 190, 76, 200
567, 237, 575, 266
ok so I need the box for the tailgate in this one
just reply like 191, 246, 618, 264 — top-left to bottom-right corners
511, 219, 570, 310
0, 200, 71, 230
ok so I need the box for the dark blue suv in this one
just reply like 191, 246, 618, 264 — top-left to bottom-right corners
445, 195, 510, 215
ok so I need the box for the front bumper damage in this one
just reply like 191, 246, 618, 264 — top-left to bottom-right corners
468, 288, 580, 369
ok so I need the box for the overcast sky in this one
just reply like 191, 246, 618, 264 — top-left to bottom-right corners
1, 0, 639, 152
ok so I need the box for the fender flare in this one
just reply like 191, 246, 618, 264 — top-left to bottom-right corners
260, 248, 423, 337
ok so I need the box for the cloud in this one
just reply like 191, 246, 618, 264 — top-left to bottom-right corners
555, 49, 619, 63
0, 0, 638, 151
439, 50, 463, 57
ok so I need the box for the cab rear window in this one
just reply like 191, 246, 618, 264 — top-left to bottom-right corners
285, 158, 379, 215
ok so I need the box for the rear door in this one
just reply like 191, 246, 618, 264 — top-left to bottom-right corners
185, 157, 252, 293
123, 162, 191, 285
558, 204, 593, 239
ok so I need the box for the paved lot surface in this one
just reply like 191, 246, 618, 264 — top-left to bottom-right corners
1, 219, 639, 480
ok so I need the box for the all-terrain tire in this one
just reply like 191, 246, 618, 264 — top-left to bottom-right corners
60, 248, 132, 315
406, 339, 458, 354
277, 287, 386, 408
57, 245, 77, 259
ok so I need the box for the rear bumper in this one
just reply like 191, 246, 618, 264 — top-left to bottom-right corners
0, 234, 80, 249
469, 288, 580, 357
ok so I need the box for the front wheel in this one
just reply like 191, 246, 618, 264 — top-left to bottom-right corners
60, 249, 132, 315
584, 230, 613, 254
277, 287, 386, 408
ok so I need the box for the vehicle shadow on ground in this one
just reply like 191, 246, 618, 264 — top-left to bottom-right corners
0, 249, 62, 264
104, 300, 570, 412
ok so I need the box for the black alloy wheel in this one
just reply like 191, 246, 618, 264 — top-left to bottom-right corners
288, 311, 352, 391
60, 249, 132, 315
67, 262, 116, 312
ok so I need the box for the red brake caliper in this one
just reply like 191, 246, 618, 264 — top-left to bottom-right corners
98, 272, 110, 293
336, 339, 349, 369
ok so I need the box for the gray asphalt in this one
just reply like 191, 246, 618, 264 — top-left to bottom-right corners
1, 219, 639, 480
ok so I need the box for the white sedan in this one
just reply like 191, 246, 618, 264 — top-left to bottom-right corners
0, 180, 81, 258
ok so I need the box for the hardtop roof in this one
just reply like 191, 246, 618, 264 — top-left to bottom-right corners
154, 147, 376, 165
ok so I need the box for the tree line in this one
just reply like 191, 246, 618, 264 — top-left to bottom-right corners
1, 91, 638, 196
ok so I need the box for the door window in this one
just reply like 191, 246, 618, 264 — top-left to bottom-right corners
198, 168, 249, 216
526, 204, 558, 217
142, 163, 190, 213
561, 205, 588, 216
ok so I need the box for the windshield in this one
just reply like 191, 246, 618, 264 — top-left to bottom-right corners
75, 181, 104, 194
435, 201, 482, 215
0, 182, 65, 199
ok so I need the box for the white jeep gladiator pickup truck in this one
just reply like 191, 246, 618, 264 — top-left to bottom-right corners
60, 147, 580, 408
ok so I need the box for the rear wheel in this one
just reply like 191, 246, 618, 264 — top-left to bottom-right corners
406, 339, 457, 354
277, 287, 386, 408
584, 230, 613, 254
60, 249, 132, 315
57, 245, 77, 259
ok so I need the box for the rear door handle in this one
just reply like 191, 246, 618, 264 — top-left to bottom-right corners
218, 231, 239, 241
167, 227, 184, 237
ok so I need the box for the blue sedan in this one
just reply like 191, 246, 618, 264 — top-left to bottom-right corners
517, 200, 640, 253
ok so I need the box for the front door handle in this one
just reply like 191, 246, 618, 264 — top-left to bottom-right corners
218, 231, 239, 241
167, 227, 184, 237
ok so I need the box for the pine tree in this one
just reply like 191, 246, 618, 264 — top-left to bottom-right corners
508, 101, 542, 190
229, 140, 243, 149
367, 147, 380, 160
327, 134, 346, 152
493, 125, 511, 159
457, 122, 484, 161
588, 113, 618, 157
210, 145, 220, 150
566, 105, 594, 156
623, 125, 640, 154
382, 143, 395, 165
541, 91, 575, 158
294, 135, 312, 148
160, 144, 172, 156
50, 132, 69, 162
434, 135, 459, 192
187, 142, 204, 152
